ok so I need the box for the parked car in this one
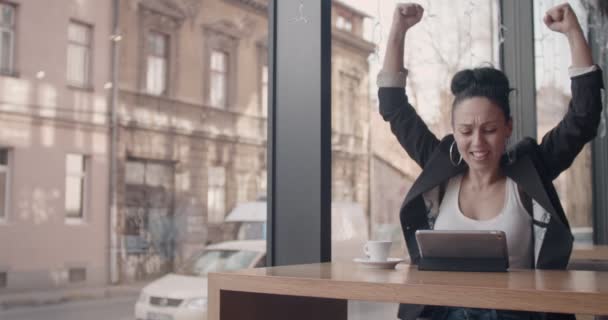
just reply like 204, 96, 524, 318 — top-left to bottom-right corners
224, 200, 266, 241
135, 201, 369, 320
135, 240, 265, 320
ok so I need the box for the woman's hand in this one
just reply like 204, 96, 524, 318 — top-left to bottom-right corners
543, 3, 582, 37
382, 3, 424, 72
391, 3, 424, 36
543, 2, 593, 68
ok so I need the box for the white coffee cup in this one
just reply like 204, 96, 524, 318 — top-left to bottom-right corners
364, 240, 391, 262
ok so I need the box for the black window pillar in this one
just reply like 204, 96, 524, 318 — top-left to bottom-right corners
500, 0, 537, 142
267, 0, 332, 266
590, 10, 608, 244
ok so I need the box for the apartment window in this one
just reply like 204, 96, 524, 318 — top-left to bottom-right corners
65, 154, 87, 219
207, 166, 226, 223
204, 23, 239, 109
146, 31, 168, 95
67, 22, 92, 87
336, 15, 352, 32
261, 64, 268, 117
0, 271, 6, 288
0, 148, 9, 220
210, 50, 228, 109
0, 2, 15, 75
338, 72, 359, 134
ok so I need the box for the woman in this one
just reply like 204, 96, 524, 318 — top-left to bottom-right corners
378, 3, 604, 320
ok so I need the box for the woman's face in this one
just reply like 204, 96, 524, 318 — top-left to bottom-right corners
452, 97, 512, 172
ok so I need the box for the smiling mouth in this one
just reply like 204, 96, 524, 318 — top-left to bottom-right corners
470, 151, 489, 161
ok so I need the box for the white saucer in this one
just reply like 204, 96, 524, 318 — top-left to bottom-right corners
353, 257, 405, 269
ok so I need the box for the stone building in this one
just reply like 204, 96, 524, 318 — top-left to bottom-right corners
114, 0, 379, 282
0, 0, 112, 291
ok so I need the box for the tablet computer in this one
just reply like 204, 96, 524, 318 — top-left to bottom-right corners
415, 230, 509, 272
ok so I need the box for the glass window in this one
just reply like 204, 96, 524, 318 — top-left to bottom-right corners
331, 1, 500, 318
336, 15, 353, 32
210, 50, 228, 109
0, 2, 15, 74
533, 0, 593, 244
207, 166, 226, 223
338, 72, 359, 135
65, 154, 86, 219
0, 148, 8, 220
0, 0, 268, 310
67, 22, 92, 87
330, 0, 500, 263
146, 31, 168, 95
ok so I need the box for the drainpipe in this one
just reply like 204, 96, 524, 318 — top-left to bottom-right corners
108, 0, 121, 284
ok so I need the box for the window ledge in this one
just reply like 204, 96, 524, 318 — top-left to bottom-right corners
0, 70, 19, 78
65, 217, 87, 225
67, 84, 94, 92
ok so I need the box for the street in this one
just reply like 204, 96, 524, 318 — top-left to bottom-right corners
0, 295, 137, 320
0, 295, 397, 320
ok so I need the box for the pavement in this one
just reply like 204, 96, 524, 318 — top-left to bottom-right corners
0, 281, 147, 310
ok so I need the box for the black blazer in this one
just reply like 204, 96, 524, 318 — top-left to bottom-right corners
378, 68, 604, 320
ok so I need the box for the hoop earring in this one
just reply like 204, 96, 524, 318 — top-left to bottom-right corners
449, 141, 462, 166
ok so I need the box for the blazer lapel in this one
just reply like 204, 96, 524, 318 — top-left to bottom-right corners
403, 137, 467, 206
503, 155, 558, 218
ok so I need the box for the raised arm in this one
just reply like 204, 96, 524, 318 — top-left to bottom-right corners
378, 4, 439, 168
537, 3, 604, 180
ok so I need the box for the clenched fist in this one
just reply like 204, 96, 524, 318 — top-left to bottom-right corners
543, 3, 582, 36
391, 3, 424, 35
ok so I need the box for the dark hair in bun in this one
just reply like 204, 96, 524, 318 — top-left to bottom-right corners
450, 67, 513, 122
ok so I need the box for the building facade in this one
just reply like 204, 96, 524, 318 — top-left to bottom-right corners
0, 0, 411, 291
114, 0, 381, 282
0, 0, 112, 290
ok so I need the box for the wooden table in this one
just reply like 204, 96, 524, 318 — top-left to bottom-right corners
208, 263, 608, 320
573, 245, 608, 261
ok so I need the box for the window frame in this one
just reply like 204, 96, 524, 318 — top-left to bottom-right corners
207, 166, 226, 224
203, 22, 240, 110
0, 147, 11, 223
137, 5, 182, 97
145, 30, 169, 96
268, 0, 541, 266
66, 20, 93, 89
64, 153, 89, 223
0, 1, 16, 76
209, 49, 229, 109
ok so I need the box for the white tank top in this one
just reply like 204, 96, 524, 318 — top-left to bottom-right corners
433, 174, 533, 269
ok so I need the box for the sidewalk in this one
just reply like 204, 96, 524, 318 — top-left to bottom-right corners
0, 281, 147, 310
